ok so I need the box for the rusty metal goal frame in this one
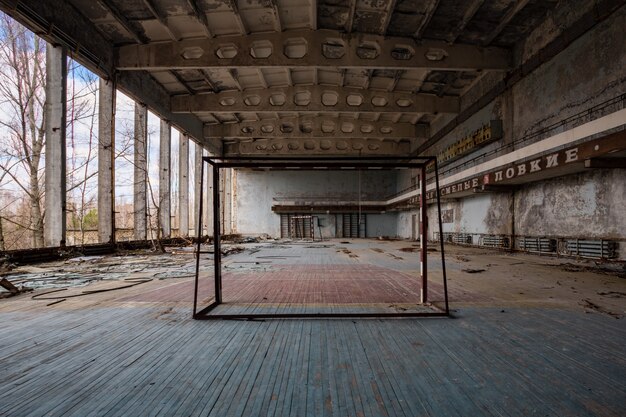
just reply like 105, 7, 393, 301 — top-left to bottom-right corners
193, 156, 449, 319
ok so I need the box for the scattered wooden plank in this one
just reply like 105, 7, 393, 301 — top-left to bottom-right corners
0, 278, 19, 294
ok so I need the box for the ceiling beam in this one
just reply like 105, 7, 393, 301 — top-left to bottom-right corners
205, 117, 428, 139
381, 0, 398, 35
169, 70, 196, 94
171, 85, 459, 114
414, 0, 440, 39
346, 0, 356, 33
229, 0, 247, 34
116, 29, 511, 71
186, 0, 212, 37
225, 138, 413, 156
311, 0, 317, 30
270, 0, 282, 32
483, 0, 531, 45
142, 0, 178, 41
97, 0, 148, 44
447, 0, 484, 43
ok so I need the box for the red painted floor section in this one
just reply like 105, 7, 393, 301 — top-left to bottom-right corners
122, 264, 479, 304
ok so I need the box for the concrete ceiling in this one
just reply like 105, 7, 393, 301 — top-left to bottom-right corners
0, 0, 560, 156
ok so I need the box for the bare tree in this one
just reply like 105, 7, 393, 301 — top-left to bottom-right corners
0, 170, 9, 250
115, 109, 165, 250
66, 59, 99, 245
112, 96, 137, 237
0, 14, 46, 248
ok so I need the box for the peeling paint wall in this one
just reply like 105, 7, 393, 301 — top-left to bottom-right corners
512, 6, 626, 141
396, 210, 418, 239
396, 193, 513, 240
416, 169, 626, 260
515, 169, 626, 240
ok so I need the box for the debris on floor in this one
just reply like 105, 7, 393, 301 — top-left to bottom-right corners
548, 261, 626, 278
221, 246, 245, 256
31, 276, 153, 306
172, 245, 245, 257
0, 277, 18, 293
580, 298, 623, 319
462, 268, 486, 274
596, 291, 626, 298
399, 246, 437, 253
0, 248, 212, 290
0, 277, 32, 298
338, 248, 358, 258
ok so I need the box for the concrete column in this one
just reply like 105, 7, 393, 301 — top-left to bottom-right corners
159, 120, 171, 238
223, 168, 232, 234
98, 78, 115, 244
178, 133, 189, 237
219, 170, 224, 234
133, 103, 148, 240
44, 45, 67, 247
193, 142, 203, 237
203, 150, 212, 236
420, 166, 428, 304
231, 169, 236, 234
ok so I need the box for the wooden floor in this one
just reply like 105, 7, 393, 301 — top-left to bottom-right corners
1, 306, 624, 416
1, 241, 625, 416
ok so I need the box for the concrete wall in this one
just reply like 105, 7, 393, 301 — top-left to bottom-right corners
366, 213, 399, 238
234, 169, 397, 237
515, 169, 626, 240
512, 4, 626, 140
397, 193, 514, 241
416, 4, 626, 259
396, 211, 418, 240
418, 169, 626, 259
314, 214, 336, 240
395, 169, 418, 193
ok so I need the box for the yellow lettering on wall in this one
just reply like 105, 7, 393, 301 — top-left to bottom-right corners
436, 121, 501, 166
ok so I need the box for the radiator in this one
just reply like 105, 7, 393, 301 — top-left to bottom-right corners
517, 237, 555, 253
452, 234, 473, 245
480, 235, 510, 248
561, 239, 617, 259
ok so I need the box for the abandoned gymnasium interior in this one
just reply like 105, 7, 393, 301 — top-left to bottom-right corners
0, 0, 625, 415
